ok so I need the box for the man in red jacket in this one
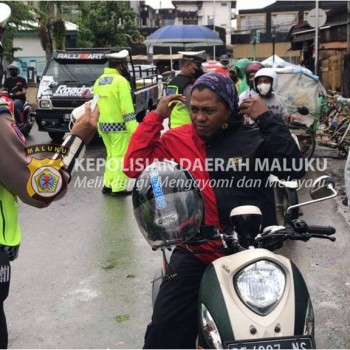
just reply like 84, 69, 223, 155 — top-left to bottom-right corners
124, 72, 305, 349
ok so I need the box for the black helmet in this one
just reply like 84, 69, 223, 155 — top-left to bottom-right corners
7, 63, 19, 71
132, 160, 204, 249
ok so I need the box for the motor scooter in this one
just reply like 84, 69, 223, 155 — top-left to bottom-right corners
0, 90, 34, 137
148, 174, 337, 349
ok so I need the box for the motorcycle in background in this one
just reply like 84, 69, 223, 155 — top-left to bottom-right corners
133, 160, 337, 349
272, 105, 314, 225
287, 105, 316, 160
0, 5, 33, 136
0, 90, 34, 137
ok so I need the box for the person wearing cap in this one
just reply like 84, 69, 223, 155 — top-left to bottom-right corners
93, 49, 137, 196
215, 54, 231, 76
123, 72, 306, 349
0, 97, 99, 348
165, 50, 205, 129
0, 63, 27, 125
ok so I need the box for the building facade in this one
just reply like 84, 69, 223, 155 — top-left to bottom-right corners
172, 0, 236, 45
232, 1, 342, 63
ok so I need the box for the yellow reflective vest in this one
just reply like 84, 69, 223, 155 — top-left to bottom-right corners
0, 184, 21, 247
166, 74, 193, 129
93, 67, 137, 133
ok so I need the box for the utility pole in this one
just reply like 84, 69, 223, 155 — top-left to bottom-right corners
272, 26, 276, 63
314, 0, 319, 76
213, 0, 216, 60
347, 1, 350, 53
251, 29, 257, 60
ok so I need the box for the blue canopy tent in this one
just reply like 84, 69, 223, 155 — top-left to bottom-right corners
143, 25, 223, 68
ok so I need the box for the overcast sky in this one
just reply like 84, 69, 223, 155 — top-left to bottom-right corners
145, 0, 277, 10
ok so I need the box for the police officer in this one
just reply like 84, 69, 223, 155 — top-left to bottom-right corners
93, 50, 137, 196
166, 50, 206, 129
0, 98, 98, 348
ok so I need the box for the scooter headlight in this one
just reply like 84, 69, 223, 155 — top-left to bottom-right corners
200, 304, 223, 349
234, 260, 285, 316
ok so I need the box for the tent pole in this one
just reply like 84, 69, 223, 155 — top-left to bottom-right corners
170, 46, 173, 70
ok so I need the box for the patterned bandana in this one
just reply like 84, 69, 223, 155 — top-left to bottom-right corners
191, 72, 238, 113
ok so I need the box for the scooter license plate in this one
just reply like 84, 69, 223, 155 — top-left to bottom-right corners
226, 336, 314, 349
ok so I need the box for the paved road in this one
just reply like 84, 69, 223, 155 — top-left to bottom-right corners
6, 127, 350, 348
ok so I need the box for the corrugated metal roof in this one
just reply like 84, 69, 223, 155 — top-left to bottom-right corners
16, 20, 78, 32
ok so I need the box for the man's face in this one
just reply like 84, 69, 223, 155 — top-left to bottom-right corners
188, 60, 202, 76
248, 72, 256, 83
9, 68, 18, 77
221, 60, 229, 68
190, 87, 230, 140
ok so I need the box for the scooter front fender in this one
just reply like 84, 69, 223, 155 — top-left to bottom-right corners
198, 249, 312, 347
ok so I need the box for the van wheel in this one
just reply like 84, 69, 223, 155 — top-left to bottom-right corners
48, 132, 65, 143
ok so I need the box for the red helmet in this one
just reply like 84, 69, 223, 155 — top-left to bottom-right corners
0, 95, 14, 114
245, 61, 264, 79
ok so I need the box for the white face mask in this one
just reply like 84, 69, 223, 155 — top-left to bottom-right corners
257, 83, 271, 96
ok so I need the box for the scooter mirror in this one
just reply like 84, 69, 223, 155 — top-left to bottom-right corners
230, 206, 262, 245
310, 176, 336, 200
297, 105, 309, 115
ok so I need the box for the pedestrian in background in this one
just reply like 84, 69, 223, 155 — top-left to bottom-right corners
253, 67, 288, 121
93, 50, 137, 196
233, 57, 251, 95
238, 61, 265, 105
166, 50, 206, 129
0, 98, 98, 348
215, 54, 231, 76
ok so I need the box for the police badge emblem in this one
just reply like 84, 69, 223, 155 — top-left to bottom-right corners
26, 158, 66, 200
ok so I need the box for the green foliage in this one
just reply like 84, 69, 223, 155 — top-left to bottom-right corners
36, 1, 62, 59
52, 19, 66, 50
1, 1, 141, 65
75, 1, 140, 48
1, 1, 36, 62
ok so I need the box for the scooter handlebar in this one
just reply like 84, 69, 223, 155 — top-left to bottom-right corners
306, 225, 336, 236
257, 221, 336, 245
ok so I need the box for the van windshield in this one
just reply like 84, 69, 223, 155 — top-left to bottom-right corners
44, 59, 107, 85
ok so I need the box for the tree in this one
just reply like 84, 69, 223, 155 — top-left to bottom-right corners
0, 1, 36, 61
0, 1, 35, 82
36, 1, 66, 60
76, 1, 141, 48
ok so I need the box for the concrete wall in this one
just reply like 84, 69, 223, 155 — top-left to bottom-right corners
27, 85, 38, 107
232, 42, 299, 61
13, 35, 47, 79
